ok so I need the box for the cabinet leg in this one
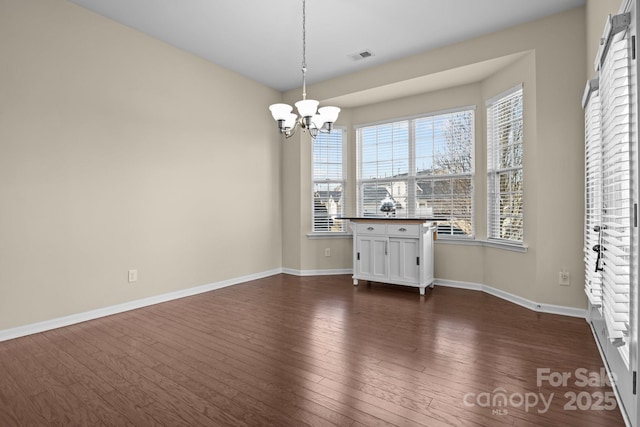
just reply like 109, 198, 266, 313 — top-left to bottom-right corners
419, 286, 426, 296
353, 279, 359, 286
429, 282, 435, 289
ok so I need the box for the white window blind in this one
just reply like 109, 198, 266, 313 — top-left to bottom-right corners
356, 109, 474, 237
599, 29, 631, 345
582, 80, 604, 309
487, 85, 524, 243
312, 129, 345, 232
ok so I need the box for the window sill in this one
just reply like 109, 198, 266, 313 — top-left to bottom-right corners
436, 238, 528, 253
307, 232, 352, 239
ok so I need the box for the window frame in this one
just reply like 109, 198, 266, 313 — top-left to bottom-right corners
582, 80, 603, 311
486, 84, 525, 245
595, 26, 633, 358
311, 127, 347, 234
355, 106, 476, 239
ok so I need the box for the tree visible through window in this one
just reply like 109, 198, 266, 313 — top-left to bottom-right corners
487, 85, 524, 243
356, 108, 475, 237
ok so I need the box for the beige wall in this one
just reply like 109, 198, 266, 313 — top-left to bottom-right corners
0, 0, 282, 330
479, 52, 538, 301
1, 1, 625, 332
283, 7, 594, 309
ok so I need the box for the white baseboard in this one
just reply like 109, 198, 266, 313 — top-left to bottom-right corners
0, 269, 586, 343
435, 279, 587, 318
281, 271, 586, 318
282, 268, 352, 276
0, 268, 283, 343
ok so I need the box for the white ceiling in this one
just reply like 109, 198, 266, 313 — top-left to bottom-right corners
69, 0, 585, 92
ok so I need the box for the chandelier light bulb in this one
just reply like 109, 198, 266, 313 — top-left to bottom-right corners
295, 99, 319, 118
318, 106, 340, 123
311, 113, 326, 130
284, 113, 297, 130
269, 103, 293, 121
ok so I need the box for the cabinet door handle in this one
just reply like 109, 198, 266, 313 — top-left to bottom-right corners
367, 226, 375, 231
399, 227, 407, 232
385, 241, 388, 255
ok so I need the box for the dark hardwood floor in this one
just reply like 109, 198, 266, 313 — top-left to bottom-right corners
0, 274, 626, 426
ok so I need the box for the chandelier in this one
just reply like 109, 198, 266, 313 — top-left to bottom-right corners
268, 0, 340, 139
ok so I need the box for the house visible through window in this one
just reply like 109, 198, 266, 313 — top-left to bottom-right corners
312, 129, 345, 232
356, 108, 475, 237
486, 85, 524, 243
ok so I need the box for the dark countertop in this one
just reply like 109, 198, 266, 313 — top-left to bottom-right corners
339, 217, 437, 222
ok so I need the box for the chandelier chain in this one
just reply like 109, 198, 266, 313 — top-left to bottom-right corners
302, 0, 306, 69
301, 0, 307, 100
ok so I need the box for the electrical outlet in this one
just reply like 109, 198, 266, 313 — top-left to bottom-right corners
324, 248, 331, 257
559, 271, 570, 286
128, 269, 138, 283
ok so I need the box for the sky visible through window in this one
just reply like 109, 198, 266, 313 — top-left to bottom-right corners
360, 113, 469, 180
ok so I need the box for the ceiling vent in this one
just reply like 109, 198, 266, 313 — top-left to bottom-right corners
349, 49, 375, 61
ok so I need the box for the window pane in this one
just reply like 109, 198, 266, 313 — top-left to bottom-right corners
361, 161, 379, 179
431, 111, 474, 175
417, 176, 473, 236
312, 130, 345, 232
313, 182, 344, 231
415, 118, 434, 173
360, 182, 386, 217
495, 170, 523, 240
487, 86, 524, 242
357, 108, 474, 237
359, 121, 410, 179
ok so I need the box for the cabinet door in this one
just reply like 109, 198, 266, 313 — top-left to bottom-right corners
356, 236, 387, 279
388, 238, 419, 283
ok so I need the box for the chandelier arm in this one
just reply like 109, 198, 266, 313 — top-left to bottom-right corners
283, 121, 300, 139
284, 128, 297, 139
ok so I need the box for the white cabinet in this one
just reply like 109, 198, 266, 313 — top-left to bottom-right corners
349, 219, 434, 295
